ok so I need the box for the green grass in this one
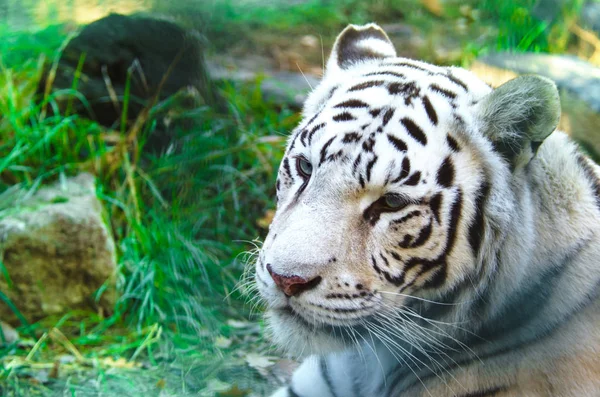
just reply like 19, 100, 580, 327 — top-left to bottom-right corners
0, 1, 594, 395
0, 22, 298, 395
156, 0, 585, 62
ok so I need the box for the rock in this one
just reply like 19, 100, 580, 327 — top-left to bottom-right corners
0, 173, 116, 326
206, 55, 320, 109
471, 53, 600, 160
581, 1, 600, 34
300, 35, 319, 50
532, 0, 570, 22
37, 13, 223, 150
475, 53, 600, 112
0, 321, 19, 344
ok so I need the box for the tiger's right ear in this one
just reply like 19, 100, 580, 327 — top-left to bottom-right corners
326, 23, 396, 75
478, 75, 560, 169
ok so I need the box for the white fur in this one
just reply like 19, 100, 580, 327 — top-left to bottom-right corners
256, 24, 600, 397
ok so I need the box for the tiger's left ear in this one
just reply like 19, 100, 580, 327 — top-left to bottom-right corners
478, 75, 560, 168
326, 23, 396, 74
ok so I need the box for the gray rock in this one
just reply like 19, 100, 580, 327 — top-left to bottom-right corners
0, 173, 116, 325
532, 0, 571, 22
581, 1, 600, 33
0, 321, 19, 344
476, 52, 600, 112
37, 13, 225, 152
471, 53, 600, 161
206, 55, 319, 108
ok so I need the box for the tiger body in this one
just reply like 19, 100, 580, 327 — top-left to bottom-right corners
254, 23, 600, 397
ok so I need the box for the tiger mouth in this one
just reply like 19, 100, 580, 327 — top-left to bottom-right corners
278, 300, 376, 328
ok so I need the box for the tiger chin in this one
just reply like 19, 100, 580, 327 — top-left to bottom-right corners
254, 23, 600, 397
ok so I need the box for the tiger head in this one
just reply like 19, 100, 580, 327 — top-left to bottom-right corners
254, 23, 561, 355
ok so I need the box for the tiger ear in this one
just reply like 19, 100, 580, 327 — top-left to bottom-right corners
478, 75, 560, 168
326, 23, 396, 74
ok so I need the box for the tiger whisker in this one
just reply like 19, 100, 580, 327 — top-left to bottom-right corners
378, 290, 470, 306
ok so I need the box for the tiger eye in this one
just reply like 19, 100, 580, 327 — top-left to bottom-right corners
383, 194, 407, 209
297, 157, 313, 178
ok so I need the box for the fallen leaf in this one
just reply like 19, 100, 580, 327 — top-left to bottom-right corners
101, 356, 142, 369
49, 361, 60, 379
201, 379, 232, 396
215, 336, 232, 349
245, 353, 277, 376
217, 384, 250, 396
257, 209, 276, 229
420, 0, 444, 17
226, 320, 250, 329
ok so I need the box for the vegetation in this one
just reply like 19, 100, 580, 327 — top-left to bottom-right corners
0, 0, 596, 395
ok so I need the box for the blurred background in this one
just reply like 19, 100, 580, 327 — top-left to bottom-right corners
0, 0, 599, 395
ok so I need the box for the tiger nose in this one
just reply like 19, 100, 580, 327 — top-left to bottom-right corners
267, 264, 322, 297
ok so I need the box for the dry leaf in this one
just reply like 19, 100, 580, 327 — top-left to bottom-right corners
217, 385, 250, 397
245, 353, 277, 376
226, 319, 250, 329
215, 335, 232, 349
420, 0, 444, 17
101, 357, 142, 369
201, 379, 232, 396
257, 209, 276, 229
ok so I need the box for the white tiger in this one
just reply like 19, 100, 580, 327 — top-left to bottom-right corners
253, 23, 600, 397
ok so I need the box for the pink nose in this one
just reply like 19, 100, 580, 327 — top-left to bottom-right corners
267, 264, 322, 297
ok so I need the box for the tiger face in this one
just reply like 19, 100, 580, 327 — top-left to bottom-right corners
254, 24, 560, 356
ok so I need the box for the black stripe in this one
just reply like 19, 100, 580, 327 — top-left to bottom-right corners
392, 157, 411, 183
352, 153, 362, 175
391, 210, 421, 225
422, 263, 447, 289
283, 157, 292, 177
303, 112, 320, 130
334, 99, 369, 108
468, 182, 489, 257
430, 193, 442, 223
387, 134, 407, 153
380, 252, 391, 266
307, 123, 326, 145
436, 156, 455, 188
369, 108, 382, 117
319, 137, 336, 166
422, 95, 438, 125
446, 73, 469, 91
289, 133, 299, 151
409, 221, 433, 248
365, 70, 405, 78
382, 108, 395, 126
333, 112, 356, 122
365, 156, 378, 182
348, 80, 385, 91
385, 61, 431, 73
343, 132, 361, 143
455, 386, 508, 397
320, 357, 339, 397
430, 83, 457, 99
577, 154, 600, 210
447, 134, 460, 151
372, 255, 406, 285
445, 189, 463, 256
401, 117, 427, 145
362, 137, 375, 152
299, 129, 309, 146
404, 171, 421, 186
388, 82, 420, 99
